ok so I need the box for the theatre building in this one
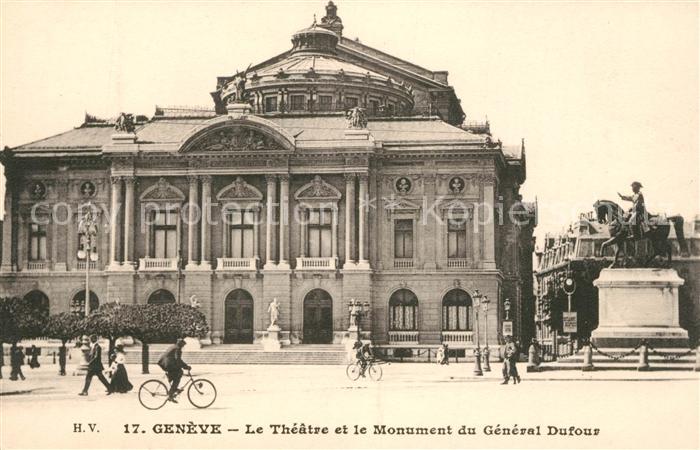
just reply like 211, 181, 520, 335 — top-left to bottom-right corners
0, 2, 536, 352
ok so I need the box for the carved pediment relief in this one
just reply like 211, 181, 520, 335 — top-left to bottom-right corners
186, 125, 284, 152
140, 178, 185, 202
216, 177, 263, 202
383, 196, 421, 212
294, 176, 341, 201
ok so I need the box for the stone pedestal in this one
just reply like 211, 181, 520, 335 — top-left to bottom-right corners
184, 337, 202, 350
262, 325, 282, 351
592, 268, 689, 348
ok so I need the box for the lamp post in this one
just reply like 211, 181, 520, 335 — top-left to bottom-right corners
504, 298, 511, 321
348, 299, 370, 341
481, 295, 491, 372
75, 203, 99, 375
472, 289, 483, 376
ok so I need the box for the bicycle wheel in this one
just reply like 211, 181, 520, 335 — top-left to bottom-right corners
346, 363, 361, 381
368, 364, 383, 381
188, 378, 217, 409
139, 379, 169, 410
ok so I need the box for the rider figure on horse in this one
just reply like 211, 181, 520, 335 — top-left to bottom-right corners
618, 181, 650, 240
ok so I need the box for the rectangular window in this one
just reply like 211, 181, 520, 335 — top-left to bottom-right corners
229, 210, 255, 258
290, 94, 306, 111
344, 97, 359, 109
318, 95, 333, 111
447, 218, 467, 258
264, 96, 278, 112
369, 100, 379, 115
307, 209, 332, 257
394, 219, 413, 259
152, 210, 178, 259
28, 223, 47, 261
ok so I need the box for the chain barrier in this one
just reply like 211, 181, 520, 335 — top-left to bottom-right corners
646, 344, 695, 361
589, 341, 643, 361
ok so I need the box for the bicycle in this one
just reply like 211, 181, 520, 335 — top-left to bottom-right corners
138, 369, 217, 410
346, 358, 384, 381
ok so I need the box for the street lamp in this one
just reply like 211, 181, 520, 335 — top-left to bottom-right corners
472, 289, 483, 376
348, 299, 370, 341
504, 298, 511, 321
481, 295, 491, 372
75, 204, 98, 375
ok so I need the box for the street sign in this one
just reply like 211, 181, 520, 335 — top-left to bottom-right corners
563, 312, 577, 333
502, 321, 513, 337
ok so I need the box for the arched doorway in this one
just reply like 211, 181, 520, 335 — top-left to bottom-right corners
23, 290, 50, 320
224, 290, 254, 344
70, 290, 99, 318
389, 289, 418, 331
303, 289, 333, 344
442, 289, 472, 331
147, 289, 176, 305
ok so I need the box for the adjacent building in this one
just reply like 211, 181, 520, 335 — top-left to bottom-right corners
0, 2, 536, 351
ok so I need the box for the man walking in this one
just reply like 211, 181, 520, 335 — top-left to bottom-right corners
501, 336, 521, 385
79, 335, 112, 395
157, 338, 191, 403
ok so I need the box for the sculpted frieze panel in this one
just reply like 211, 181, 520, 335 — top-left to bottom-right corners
190, 126, 284, 152
294, 176, 341, 200
217, 177, 263, 201
139, 177, 186, 202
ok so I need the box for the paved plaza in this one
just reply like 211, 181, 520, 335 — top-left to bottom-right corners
1, 361, 698, 449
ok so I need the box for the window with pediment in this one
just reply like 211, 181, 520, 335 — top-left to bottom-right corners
294, 176, 341, 263
29, 223, 47, 261
216, 177, 264, 261
139, 178, 185, 260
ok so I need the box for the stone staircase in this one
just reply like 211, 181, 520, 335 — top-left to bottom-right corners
123, 344, 349, 365
539, 347, 697, 371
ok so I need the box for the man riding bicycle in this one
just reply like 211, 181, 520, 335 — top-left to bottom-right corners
355, 342, 374, 377
157, 338, 191, 403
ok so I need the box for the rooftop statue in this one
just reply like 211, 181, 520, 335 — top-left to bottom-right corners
346, 106, 367, 129
114, 112, 135, 133
594, 182, 687, 268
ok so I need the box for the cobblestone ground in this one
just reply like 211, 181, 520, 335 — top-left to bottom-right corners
1, 362, 698, 449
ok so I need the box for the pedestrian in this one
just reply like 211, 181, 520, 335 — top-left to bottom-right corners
435, 345, 444, 365
78, 335, 112, 396
157, 338, 191, 403
9, 344, 26, 381
108, 345, 133, 393
437, 343, 449, 365
501, 336, 521, 385
29, 345, 40, 369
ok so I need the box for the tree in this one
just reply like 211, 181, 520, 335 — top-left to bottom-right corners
83, 302, 136, 360
44, 312, 85, 376
0, 296, 49, 379
129, 303, 209, 374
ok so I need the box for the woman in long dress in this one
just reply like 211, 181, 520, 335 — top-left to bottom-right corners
109, 345, 133, 393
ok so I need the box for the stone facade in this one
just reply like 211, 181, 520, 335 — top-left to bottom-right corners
0, 2, 536, 350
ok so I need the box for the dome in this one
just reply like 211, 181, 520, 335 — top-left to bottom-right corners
217, 16, 415, 117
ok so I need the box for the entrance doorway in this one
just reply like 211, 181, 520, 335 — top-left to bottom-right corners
303, 289, 333, 344
224, 290, 254, 344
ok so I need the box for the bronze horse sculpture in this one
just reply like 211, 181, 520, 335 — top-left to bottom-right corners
594, 200, 686, 268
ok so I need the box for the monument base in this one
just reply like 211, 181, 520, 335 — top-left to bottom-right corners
592, 268, 689, 348
262, 326, 282, 351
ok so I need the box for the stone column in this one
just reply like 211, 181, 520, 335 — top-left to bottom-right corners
108, 176, 122, 269
483, 176, 496, 269
253, 208, 260, 260
278, 175, 290, 269
186, 175, 199, 269
123, 176, 136, 268
300, 207, 307, 258
264, 175, 277, 269
1, 176, 14, 271
344, 173, 355, 267
331, 207, 338, 261
200, 175, 212, 269
357, 173, 369, 266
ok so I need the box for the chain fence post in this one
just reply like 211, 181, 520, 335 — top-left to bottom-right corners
582, 342, 594, 371
637, 341, 650, 371
527, 342, 540, 373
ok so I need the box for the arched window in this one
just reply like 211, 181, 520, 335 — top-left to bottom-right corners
23, 290, 50, 319
147, 289, 176, 305
389, 289, 418, 331
442, 289, 472, 331
70, 290, 99, 318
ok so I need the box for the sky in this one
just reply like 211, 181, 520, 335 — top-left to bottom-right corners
1, 0, 698, 241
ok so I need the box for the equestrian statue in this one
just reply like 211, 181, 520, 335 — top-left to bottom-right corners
594, 182, 687, 268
